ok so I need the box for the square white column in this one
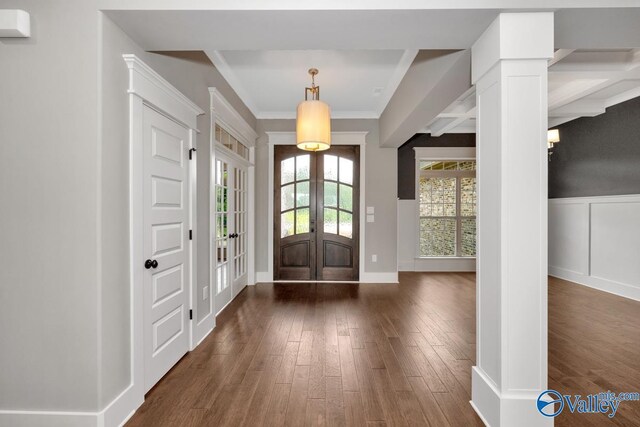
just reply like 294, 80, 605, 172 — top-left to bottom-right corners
471, 13, 554, 427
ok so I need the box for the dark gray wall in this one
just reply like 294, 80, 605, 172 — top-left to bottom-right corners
549, 96, 640, 198
397, 133, 476, 199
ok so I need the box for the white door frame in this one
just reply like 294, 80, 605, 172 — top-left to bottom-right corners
124, 55, 204, 418
209, 87, 258, 315
264, 132, 368, 283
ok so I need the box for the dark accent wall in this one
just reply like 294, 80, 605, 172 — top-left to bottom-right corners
397, 133, 476, 199
549, 96, 640, 198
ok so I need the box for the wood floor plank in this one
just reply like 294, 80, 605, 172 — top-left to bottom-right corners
352, 348, 385, 422
371, 369, 409, 427
344, 391, 367, 427
326, 376, 347, 427
338, 335, 360, 392
284, 365, 311, 427
125, 274, 640, 427
407, 377, 450, 427
306, 399, 327, 426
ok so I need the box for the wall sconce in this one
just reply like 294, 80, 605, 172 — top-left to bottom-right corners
547, 129, 560, 161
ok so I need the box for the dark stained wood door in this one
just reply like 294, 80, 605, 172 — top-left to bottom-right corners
316, 146, 359, 280
274, 146, 317, 280
274, 145, 359, 281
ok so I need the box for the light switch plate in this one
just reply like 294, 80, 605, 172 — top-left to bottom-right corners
203, 286, 209, 300
372, 254, 377, 262
366, 206, 375, 214
367, 214, 375, 223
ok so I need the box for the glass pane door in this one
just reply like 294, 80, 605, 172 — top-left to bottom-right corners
232, 165, 248, 295
214, 157, 232, 314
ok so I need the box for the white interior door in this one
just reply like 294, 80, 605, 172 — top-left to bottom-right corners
214, 152, 249, 314
214, 155, 233, 314
143, 106, 190, 392
231, 164, 248, 296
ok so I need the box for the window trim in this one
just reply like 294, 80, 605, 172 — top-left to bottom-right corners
413, 147, 476, 259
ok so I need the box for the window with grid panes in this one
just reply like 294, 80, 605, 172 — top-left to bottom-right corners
418, 160, 476, 257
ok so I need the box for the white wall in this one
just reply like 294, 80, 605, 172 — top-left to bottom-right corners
549, 194, 640, 301
254, 119, 398, 279
0, 0, 101, 412
0, 2, 255, 418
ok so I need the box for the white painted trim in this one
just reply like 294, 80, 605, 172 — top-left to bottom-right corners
360, 272, 399, 283
124, 55, 204, 129
209, 87, 258, 147
400, 258, 476, 272
125, 54, 203, 426
549, 194, 640, 301
0, 383, 140, 427
549, 266, 640, 301
471, 366, 552, 427
247, 147, 256, 285
413, 146, 476, 160
264, 131, 368, 283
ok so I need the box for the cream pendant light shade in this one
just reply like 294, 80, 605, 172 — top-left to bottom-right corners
297, 100, 331, 151
296, 68, 331, 151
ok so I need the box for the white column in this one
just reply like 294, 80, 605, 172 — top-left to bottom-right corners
471, 13, 554, 427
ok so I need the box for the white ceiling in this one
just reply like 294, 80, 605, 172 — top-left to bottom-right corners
104, 6, 640, 134
424, 48, 640, 135
207, 49, 418, 119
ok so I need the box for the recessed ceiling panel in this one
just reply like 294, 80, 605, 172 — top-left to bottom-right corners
208, 49, 418, 119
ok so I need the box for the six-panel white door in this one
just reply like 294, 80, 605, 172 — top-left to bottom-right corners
143, 106, 191, 392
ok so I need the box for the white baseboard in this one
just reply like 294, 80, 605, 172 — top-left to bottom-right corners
256, 271, 271, 283
549, 266, 640, 301
398, 258, 476, 272
0, 383, 142, 427
192, 311, 215, 350
359, 272, 399, 283
471, 367, 551, 427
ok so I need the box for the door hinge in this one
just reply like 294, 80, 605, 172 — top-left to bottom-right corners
189, 229, 193, 240
189, 309, 193, 320
189, 148, 196, 160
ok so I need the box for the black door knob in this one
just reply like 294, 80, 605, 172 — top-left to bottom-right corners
145, 259, 159, 269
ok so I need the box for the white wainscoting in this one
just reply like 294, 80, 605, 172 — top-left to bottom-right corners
549, 194, 640, 301
397, 200, 476, 272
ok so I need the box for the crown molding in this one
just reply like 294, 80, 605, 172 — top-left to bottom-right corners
209, 87, 259, 146
123, 54, 204, 129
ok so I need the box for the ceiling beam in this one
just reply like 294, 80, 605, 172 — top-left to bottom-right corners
379, 49, 471, 148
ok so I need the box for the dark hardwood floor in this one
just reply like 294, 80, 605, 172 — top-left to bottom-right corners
126, 273, 640, 427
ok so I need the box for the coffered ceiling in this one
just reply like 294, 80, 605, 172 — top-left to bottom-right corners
424, 49, 640, 135
206, 49, 418, 119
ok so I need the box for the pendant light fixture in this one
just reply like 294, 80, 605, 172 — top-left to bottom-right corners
296, 68, 331, 152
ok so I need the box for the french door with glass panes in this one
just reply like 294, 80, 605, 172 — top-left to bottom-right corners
274, 145, 359, 281
214, 152, 248, 315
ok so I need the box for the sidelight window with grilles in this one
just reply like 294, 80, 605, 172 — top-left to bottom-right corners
418, 160, 476, 257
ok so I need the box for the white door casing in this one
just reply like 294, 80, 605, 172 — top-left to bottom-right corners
125, 54, 204, 422
142, 106, 191, 392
